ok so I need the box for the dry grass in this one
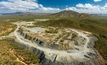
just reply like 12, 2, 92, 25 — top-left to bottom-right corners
0, 39, 40, 65
0, 20, 16, 36
0, 40, 24, 65
0, 19, 40, 65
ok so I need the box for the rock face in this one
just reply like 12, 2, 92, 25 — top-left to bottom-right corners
12, 27, 107, 65
12, 39, 106, 65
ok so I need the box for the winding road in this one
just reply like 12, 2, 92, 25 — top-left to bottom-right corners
13, 22, 95, 62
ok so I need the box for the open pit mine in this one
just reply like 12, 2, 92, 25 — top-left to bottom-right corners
11, 21, 106, 65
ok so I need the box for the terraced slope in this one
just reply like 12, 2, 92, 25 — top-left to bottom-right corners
12, 21, 106, 65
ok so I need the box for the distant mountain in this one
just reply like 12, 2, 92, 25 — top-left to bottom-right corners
1, 12, 24, 15
0, 14, 2, 16
0, 12, 49, 16
51, 10, 90, 18
0, 10, 91, 17
91, 14, 107, 16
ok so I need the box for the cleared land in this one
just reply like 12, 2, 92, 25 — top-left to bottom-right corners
13, 21, 100, 63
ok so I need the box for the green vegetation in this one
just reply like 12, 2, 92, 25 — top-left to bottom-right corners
35, 19, 80, 28
35, 17, 107, 60
0, 14, 50, 22
52, 10, 90, 18
0, 20, 41, 65
0, 10, 107, 62
0, 20, 16, 36
45, 28, 58, 33
72, 33, 78, 39
57, 43, 69, 50
0, 39, 40, 65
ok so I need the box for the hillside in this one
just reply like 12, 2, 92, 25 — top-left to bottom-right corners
0, 39, 41, 65
0, 20, 41, 65
0, 10, 90, 21
0, 20, 16, 36
51, 10, 90, 18
0, 10, 107, 64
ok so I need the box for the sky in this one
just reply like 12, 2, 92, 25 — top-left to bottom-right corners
0, 0, 107, 14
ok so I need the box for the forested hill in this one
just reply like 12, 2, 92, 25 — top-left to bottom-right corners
51, 10, 90, 18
